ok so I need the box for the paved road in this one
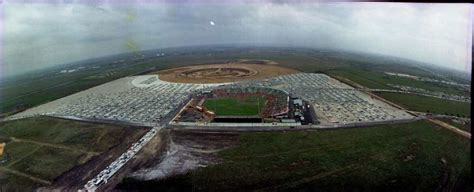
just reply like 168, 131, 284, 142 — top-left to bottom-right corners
168, 118, 420, 132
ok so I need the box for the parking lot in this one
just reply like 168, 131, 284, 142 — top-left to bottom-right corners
237, 73, 413, 124
10, 73, 412, 125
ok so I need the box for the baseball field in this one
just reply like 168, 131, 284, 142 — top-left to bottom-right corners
203, 96, 266, 116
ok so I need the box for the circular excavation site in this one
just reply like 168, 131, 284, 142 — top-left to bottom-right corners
154, 60, 298, 83
179, 67, 257, 79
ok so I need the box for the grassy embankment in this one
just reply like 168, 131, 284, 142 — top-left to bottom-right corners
0, 116, 148, 191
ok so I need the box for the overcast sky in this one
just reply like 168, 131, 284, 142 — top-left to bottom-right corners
1, 1, 472, 77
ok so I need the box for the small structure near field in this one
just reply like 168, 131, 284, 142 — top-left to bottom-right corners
0, 143, 9, 164
0, 143, 5, 156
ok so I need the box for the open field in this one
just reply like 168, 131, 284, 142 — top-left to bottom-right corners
327, 67, 470, 96
117, 121, 471, 191
375, 92, 471, 117
10, 147, 86, 181
0, 116, 148, 190
204, 96, 266, 116
0, 172, 42, 191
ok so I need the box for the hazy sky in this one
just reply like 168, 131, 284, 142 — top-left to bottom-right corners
1, 1, 472, 77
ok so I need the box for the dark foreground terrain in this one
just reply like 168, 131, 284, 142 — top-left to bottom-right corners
0, 117, 148, 191
117, 121, 471, 191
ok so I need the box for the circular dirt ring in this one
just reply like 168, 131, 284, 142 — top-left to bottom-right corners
154, 63, 299, 83
178, 67, 257, 79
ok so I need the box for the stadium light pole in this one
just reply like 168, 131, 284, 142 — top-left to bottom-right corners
214, 96, 217, 113
272, 98, 276, 121
260, 95, 263, 123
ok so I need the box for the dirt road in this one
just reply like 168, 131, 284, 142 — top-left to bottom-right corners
427, 119, 471, 139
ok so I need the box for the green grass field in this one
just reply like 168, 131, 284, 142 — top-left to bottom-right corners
204, 96, 266, 116
0, 116, 148, 190
326, 67, 470, 96
375, 92, 471, 117
119, 121, 471, 191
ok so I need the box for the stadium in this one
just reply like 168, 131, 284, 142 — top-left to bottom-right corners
174, 86, 292, 124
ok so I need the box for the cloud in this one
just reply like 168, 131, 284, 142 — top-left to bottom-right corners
1, 2, 472, 77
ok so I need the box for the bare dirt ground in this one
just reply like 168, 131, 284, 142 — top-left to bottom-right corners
118, 130, 239, 184
154, 60, 298, 83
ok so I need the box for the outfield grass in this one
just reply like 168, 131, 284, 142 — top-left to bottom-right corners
120, 121, 471, 191
375, 92, 471, 117
204, 96, 266, 116
0, 116, 148, 188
